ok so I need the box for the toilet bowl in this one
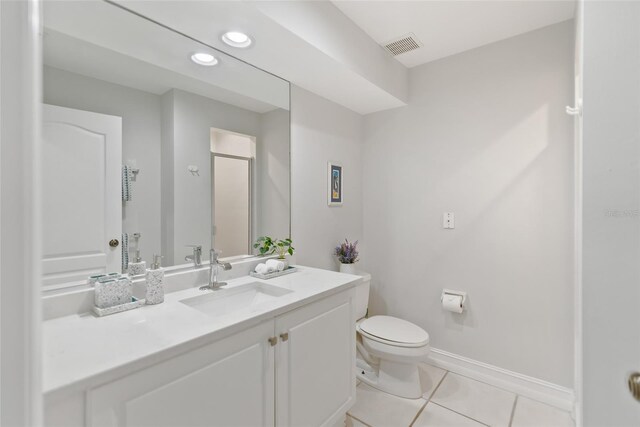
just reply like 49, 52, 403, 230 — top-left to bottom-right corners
357, 315, 430, 398
353, 273, 430, 399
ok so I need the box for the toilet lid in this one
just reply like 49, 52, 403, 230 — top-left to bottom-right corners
359, 315, 429, 346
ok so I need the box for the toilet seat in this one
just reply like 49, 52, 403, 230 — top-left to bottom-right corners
358, 315, 429, 348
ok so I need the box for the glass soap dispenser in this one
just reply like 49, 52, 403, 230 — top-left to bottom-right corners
145, 254, 165, 305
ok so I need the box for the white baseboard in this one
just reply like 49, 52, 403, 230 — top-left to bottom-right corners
428, 348, 575, 412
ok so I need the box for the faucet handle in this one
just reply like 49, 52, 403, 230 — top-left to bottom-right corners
185, 245, 203, 265
187, 245, 202, 259
210, 248, 222, 262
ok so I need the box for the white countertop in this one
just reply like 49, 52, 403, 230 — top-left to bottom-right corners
43, 266, 361, 397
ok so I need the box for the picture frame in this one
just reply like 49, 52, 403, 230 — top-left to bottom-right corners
328, 162, 343, 206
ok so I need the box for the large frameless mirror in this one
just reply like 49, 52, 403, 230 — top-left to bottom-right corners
41, 0, 290, 288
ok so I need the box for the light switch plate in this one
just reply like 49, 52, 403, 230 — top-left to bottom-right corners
443, 212, 455, 229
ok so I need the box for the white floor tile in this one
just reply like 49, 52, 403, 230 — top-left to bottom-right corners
431, 373, 516, 427
347, 415, 370, 427
511, 396, 574, 427
419, 363, 447, 400
413, 403, 486, 427
348, 383, 426, 427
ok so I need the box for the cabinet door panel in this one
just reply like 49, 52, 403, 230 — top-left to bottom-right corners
89, 322, 275, 427
125, 344, 263, 427
276, 290, 355, 427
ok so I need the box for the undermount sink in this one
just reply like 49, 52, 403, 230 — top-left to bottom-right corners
180, 281, 293, 317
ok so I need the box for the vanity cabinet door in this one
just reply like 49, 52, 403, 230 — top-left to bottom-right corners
275, 290, 356, 427
88, 321, 275, 427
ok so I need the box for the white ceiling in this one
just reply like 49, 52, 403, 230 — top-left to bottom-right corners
332, 0, 576, 68
118, 0, 409, 114
43, 1, 289, 113
43, 1, 577, 115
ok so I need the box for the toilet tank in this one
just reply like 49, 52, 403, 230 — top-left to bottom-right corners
354, 272, 371, 320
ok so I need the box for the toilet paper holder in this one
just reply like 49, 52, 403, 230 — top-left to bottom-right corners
441, 289, 467, 310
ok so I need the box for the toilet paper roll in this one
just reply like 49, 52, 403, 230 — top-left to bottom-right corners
442, 294, 464, 313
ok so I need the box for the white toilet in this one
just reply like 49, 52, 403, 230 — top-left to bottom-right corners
354, 274, 430, 399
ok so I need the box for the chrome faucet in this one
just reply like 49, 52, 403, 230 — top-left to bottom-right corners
200, 249, 232, 291
185, 245, 202, 267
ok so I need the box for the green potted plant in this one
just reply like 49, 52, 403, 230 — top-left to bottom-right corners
254, 236, 295, 267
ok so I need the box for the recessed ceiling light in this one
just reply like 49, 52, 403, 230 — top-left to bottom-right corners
222, 31, 252, 48
190, 52, 218, 66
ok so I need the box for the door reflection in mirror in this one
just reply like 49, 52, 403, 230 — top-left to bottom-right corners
211, 128, 254, 258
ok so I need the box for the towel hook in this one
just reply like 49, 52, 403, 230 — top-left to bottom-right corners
566, 99, 582, 117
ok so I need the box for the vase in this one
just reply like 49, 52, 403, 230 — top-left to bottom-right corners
339, 262, 357, 274
277, 257, 289, 269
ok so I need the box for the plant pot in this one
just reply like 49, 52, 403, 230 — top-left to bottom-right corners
277, 257, 289, 269
339, 262, 357, 274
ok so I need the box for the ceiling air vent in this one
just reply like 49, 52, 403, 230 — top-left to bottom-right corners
383, 33, 423, 56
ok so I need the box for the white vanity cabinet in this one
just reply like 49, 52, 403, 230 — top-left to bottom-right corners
45, 289, 355, 427
89, 321, 276, 427
275, 291, 355, 427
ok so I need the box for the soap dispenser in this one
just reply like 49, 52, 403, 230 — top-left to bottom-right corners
145, 254, 165, 305
128, 233, 146, 275
128, 249, 147, 276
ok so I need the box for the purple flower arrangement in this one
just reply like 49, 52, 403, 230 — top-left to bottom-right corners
335, 239, 359, 264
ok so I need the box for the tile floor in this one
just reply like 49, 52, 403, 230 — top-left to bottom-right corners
347, 363, 574, 427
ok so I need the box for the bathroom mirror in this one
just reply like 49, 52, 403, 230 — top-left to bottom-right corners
41, 1, 290, 288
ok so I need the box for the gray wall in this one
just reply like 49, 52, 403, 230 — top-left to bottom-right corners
361, 21, 575, 387
160, 91, 175, 265
291, 86, 364, 270
164, 89, 261, 264
258, 108, 291, 240
582, 2, 640, 424
164, 89, 290, 264
44, 66, 162, 264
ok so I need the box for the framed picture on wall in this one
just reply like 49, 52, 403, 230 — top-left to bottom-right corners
328, 162, 343, 206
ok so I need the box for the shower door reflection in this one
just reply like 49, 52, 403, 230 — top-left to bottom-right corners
212, 153, 252, 258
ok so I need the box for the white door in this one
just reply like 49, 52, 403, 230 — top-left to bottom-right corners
88, 321, 275, 427
42, 104, 122, 286
275, 290, 356, 427
212, 154, 251, 257
581, 1, 640, 425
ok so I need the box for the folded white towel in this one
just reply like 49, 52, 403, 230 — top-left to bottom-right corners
255, 263, 276, 275
266, 259, 285, 272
